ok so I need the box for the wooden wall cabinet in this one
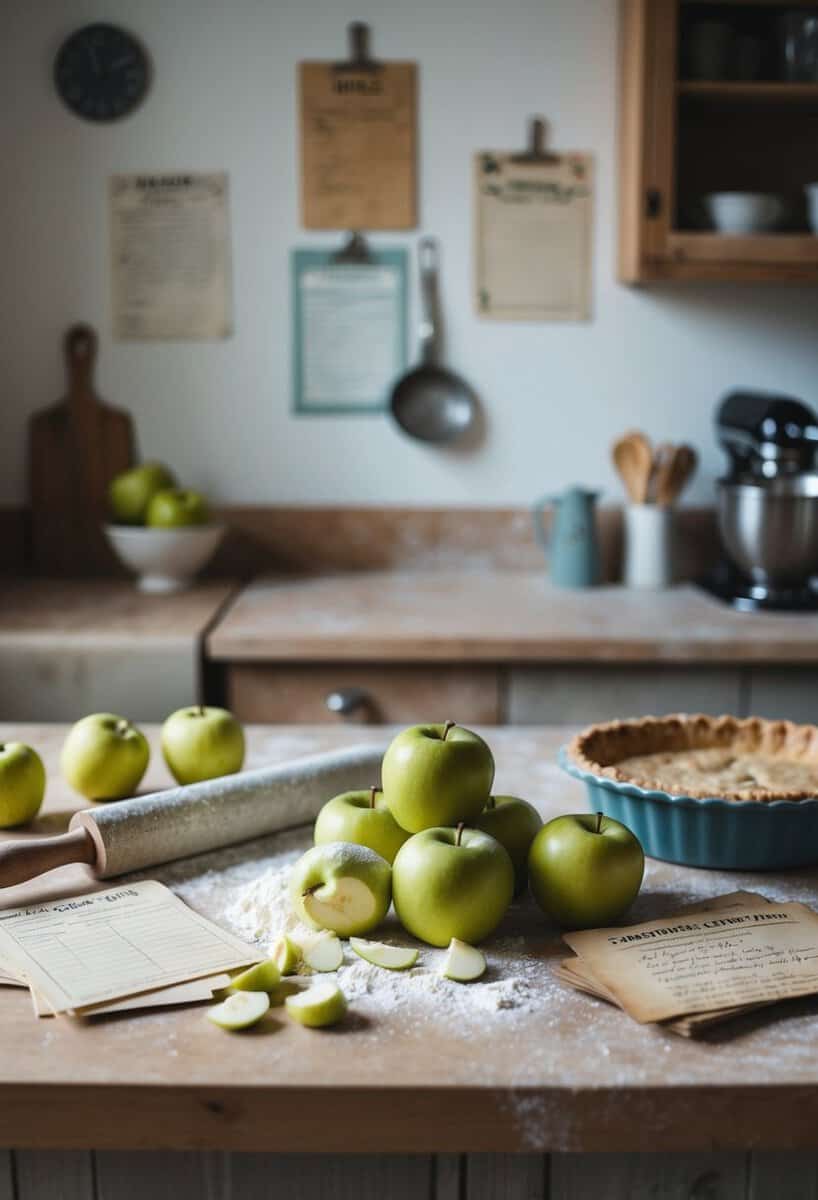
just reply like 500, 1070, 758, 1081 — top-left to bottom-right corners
619, 0, 818, 283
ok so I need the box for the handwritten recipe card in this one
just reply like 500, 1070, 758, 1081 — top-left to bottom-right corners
565, 899, 818, 1024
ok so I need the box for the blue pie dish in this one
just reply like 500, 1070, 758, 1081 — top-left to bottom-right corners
559, 728, 818, 871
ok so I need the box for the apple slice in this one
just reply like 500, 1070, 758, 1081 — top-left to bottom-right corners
301, 876, 381, 937
207, 990, 270, 1031
349, 938, 419, 971
285, 981, 347, 1028
441, 938, 486, 982
228, 960, 280, 993
271, 934, 302, 976
301, 932, 343, 972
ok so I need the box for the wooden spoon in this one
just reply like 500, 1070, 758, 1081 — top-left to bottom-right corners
612, 431, 653, 504
655, 444, 698, 507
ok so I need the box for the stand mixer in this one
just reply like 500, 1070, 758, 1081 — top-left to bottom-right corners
714, 390, 818, 610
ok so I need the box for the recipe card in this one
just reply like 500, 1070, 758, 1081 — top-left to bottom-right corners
0, 881, 257, 1014
564, 900, 818, 1023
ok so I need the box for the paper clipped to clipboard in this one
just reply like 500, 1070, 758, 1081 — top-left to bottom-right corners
474, 148, 593, 322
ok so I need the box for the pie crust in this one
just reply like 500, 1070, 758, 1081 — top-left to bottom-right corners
568, 714, 818, 802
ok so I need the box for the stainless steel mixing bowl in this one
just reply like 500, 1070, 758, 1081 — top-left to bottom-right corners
718, 474, 818, 588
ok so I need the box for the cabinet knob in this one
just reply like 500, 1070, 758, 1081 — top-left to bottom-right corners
325, 687, 373, 722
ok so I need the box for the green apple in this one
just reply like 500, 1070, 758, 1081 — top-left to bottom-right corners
60, 713, 149, 801
285, 981, 347, 1028
289, 842, 391, 936
441, 937, 486, 982
146, 488, 209, 528
271, 934, 301, 976
300, 932, 343, 972
0, 743, 46, 828
392, 826, 514, 947
528, 813, 645, 930
349, 938, 418, 971
314, 786, 410, 864
475, 795, 543, 895
108, 462, 176, 525
228, 960, 280, 993
382, 722, 494, 833
207, 990, 269, 1031
161, 706, 245, 785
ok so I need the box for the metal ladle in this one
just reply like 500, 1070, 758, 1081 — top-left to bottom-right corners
389, 238, 477, 444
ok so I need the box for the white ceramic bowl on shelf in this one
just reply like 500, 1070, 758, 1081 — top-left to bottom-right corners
704, 191, 786, 235
103, 524, 225, 593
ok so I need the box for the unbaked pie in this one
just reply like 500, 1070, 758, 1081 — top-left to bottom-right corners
568, 715, 818, 802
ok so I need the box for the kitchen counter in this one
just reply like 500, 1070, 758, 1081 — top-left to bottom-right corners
207, 571, 818, 664
3, 723, 818, 1158
0, 579, 236, 721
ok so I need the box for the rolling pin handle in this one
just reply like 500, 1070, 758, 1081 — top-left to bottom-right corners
0, 828, 97, 888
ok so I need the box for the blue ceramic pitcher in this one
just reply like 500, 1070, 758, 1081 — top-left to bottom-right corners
532, 487, 601, 588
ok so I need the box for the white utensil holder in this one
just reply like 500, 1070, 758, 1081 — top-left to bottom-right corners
623, 504, 673, 589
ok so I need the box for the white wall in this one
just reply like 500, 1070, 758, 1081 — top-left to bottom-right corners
2, 0, 817, 508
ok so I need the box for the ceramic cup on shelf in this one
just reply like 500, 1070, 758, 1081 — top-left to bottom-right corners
704, 192, 787, 235
623, 505, 673, 590
805, 184, 818, 234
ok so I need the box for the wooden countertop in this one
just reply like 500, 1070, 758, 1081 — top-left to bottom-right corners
207, 571, 818, 664
3, 723, 818, 1155
0, 579, 236, 650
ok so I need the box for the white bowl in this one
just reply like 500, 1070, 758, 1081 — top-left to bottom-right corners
103, 524, 225, 593
704, 191, 786, 235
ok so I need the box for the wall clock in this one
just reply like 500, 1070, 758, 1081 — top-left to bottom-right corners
54, 24, 150, 122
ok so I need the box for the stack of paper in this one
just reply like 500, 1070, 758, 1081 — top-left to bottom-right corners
0, 880, 258, 1019
555, 891, 818, 1037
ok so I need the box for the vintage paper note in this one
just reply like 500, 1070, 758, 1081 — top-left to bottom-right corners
110, 171, 232, 340
565, 900, 818, 1023
299, 62, 417, 229
474, 151, 593, 321
0, 881, 256, 1013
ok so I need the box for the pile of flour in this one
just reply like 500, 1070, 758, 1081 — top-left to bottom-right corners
216, 857, 546, 1022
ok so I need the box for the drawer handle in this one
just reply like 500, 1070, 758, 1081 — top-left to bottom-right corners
325, 687, 373, 721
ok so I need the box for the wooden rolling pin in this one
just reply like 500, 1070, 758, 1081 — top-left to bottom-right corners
0, 744, 385, 888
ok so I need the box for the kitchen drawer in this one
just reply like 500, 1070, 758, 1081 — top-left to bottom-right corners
227, 664, 501, 725
507, 666, 743, 725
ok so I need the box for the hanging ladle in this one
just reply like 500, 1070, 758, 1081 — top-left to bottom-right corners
389, 238, 477, 444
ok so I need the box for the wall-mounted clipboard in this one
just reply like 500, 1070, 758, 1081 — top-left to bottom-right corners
474, 119, 593, 322
292, 235, 408, 415
299, 23, 417, 230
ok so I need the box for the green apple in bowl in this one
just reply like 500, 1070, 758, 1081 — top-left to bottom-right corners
314, 786, 410, 864
475, 795, 543, 895
392, 825, 514, 947
108, 462, 176, 525
382, 721, 494, 833
289, 842, 392, 937
60, 713, 149, 801
146, 488, 209, 528
528, 813, 644, 930
0, 743, 46, 828
161, 706, 245, 785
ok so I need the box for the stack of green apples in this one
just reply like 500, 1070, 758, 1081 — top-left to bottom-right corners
291, 720, 645, 955
108, 461, 209, 528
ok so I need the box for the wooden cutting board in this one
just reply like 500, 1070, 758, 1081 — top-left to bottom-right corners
28, 325, 135, 576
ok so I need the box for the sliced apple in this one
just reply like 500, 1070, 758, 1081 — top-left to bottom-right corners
441, 938, 486, 982
301, 876, 379, 937
349, 938, 419, 971
301, 932, 343, 973
207, 990, 270, 1031
271, 934, 302, 976
228, 960, 280, 993
285, 981, 347, 1028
